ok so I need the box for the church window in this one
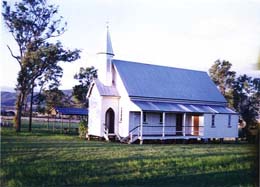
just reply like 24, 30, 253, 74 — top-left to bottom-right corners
143, 112, 147, 123
211, 114, 215, 128
120, 107, 123, 122
228, 115, 231, 128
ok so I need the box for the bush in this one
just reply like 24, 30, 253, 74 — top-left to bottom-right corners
79, 119, 88, 139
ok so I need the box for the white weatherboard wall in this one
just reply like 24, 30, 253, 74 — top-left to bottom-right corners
114, 65, 140, 137
165, 113, 176, 135
143, 113, 163, 135
129, 112, 141, 129
88, 85, 102, 137
204, 114, 238, 138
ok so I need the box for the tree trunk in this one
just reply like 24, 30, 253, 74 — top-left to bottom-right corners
14, 105, 22, 132
15, 91, 27, 132
15, 93, 23, 132
29, 85, 34, 132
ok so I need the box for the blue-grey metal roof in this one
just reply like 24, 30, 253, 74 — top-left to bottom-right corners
95, 79, 119, 96
54, 107, 88, 115
113, 60, 226, 103
133, 101, 236, 114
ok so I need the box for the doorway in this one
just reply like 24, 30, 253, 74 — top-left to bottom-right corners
105, 108, 115, 134
193, 116, 199, 136
176, 114, 183, 135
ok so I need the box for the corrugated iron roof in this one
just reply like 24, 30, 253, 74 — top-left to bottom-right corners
113, 59, 226, 103
54, 107, 88, 115
95, 79, 120, 96
133, 101, 236, 114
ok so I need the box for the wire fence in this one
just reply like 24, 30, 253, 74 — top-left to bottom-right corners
1, 116, 80, 134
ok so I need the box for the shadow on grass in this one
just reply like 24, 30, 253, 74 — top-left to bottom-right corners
1, 152, 258, 187
1, 128, 258, 187
117, 169, 257, 187
1, 163, 257, 187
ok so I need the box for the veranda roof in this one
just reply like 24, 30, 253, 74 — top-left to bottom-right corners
132, 101, 236, 114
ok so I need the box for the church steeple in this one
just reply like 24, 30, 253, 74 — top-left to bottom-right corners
96, 24, 115, 86
106, 25, 114, 56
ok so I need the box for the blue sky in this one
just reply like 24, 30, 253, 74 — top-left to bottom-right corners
1, 0, 260, 91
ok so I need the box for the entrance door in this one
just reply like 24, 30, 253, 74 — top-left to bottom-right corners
193, 116, 199, 136
176, 114, 183, 135
105, 108, 115, 134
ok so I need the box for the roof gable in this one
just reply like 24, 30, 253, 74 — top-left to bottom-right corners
95, 79, 119, 97
113, 59, 226, 103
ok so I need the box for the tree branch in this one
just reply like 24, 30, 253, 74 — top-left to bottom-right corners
42, 29, 67, 42
7, 45, 21, 66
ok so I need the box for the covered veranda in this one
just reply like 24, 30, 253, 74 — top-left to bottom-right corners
129, 100, 236, 144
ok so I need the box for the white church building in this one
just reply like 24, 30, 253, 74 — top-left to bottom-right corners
87, 28, 239, 144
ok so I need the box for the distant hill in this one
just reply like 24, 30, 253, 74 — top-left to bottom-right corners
1, 91, 17, 107
1, 90, 73, 108
0, 86, 16, 92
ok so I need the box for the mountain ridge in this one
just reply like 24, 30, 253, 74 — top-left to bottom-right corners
1, 90, 73, 108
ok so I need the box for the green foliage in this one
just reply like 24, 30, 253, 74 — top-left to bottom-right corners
209, 59, 236, 107
2, 0, 81, 131
233, 75, 260, 128
78, 119, 88, 138
35, 88, 72, 113
1, 128, 258, 187
73, 66, 97, 107
72, 84, 88, 106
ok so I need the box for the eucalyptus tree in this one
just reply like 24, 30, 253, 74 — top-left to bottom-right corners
209, 59, 236, 108
2, 0, 80, 132
73, 66, 97, 107
233, 75, 260, 128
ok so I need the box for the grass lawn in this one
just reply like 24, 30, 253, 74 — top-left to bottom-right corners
0, 127, 258, 187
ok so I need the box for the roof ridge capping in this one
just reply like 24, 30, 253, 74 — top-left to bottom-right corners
112, 59, 207, 74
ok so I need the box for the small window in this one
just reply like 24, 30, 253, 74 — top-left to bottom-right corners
228, 115, 231, 128
159, 113, 163, 124
211, 114, 215, 128
120, 107, 123, 122
143, 112, 147, 123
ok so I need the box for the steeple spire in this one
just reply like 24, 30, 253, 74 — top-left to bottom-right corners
96, 23, 115, 86
106, 23, 114, 56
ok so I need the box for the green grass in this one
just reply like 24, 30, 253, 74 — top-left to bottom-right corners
1, 127, 258, 187
2, 118, 79, 134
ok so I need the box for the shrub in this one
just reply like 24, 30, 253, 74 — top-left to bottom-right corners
79, 119, 88, 139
